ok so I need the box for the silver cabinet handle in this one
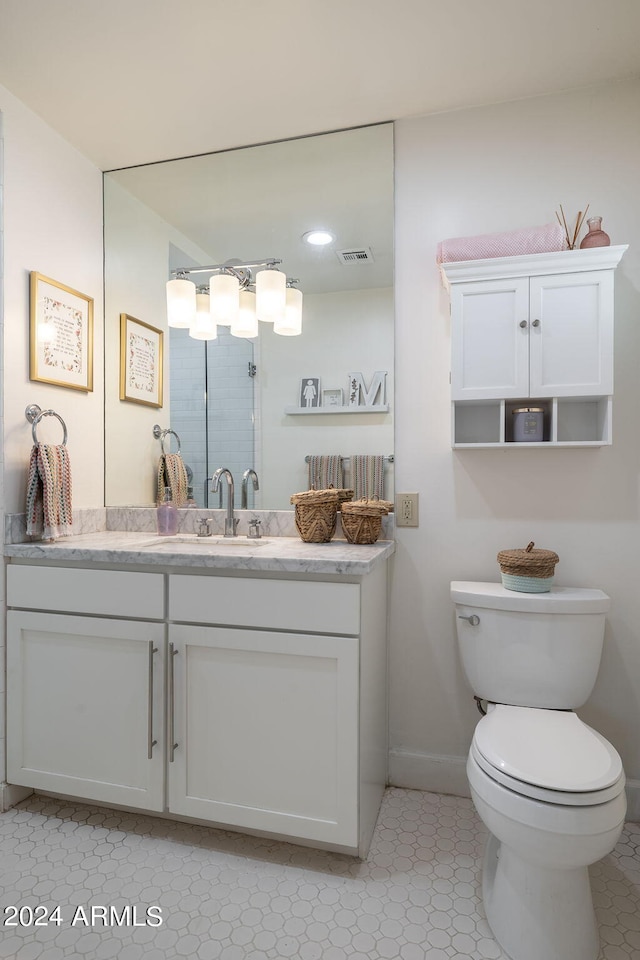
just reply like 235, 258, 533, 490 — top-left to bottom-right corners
458, 614, 480, 626
531, 318, 540, 327
519, 320, 528, 328
169, 642, 178, 762
147, 643, 158, 759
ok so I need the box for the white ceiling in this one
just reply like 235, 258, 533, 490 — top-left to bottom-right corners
0, 0, 638, 171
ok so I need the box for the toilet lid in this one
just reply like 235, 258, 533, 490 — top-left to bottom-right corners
473, 705, 623, 793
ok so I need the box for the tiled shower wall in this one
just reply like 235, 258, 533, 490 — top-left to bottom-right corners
169, 328, 255, 509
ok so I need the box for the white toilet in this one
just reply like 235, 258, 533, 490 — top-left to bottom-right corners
451, 581, 626, 960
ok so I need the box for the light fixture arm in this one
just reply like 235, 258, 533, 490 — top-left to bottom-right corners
170, 258, 283, 279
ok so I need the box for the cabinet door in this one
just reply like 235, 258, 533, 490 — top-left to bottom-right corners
451, 277, 529, 400
529, 271, 614, 397
168, 624, 359, 847
7, 611, 165, 810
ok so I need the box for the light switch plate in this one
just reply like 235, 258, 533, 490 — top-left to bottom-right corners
395, 492, 419, 527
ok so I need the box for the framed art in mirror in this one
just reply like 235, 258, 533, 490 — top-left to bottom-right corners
29, 272, 94, 392
119, 313, 164, 408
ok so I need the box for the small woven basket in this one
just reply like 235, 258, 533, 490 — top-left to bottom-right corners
290, 487, 354, 543
497, 541, 559, 593
340, 498, 392, 545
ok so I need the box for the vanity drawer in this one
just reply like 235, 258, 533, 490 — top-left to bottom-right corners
169, 575, 360, 635
7, 565, 164, 620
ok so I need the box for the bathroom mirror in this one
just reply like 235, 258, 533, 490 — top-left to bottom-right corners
104, 123, 394, 509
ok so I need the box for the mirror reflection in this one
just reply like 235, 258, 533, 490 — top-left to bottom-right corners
104, 123, 394, 510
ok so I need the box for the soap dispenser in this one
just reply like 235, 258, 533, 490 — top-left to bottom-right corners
157, 486, 178, 536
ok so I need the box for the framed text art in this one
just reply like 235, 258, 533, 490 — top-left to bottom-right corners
29, 272, 94, 391
119, 313, 164, 407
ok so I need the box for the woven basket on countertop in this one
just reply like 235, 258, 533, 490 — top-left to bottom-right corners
497, 541, 559, 593
290, 487, 354, 543
340, 497, 393, 545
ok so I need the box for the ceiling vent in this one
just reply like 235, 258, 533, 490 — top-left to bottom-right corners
336, 246, 375, 265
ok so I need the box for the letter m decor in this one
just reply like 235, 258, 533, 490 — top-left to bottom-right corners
347, 371, 387, 407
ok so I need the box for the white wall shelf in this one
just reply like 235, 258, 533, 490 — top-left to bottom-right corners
284, 405, 390, 415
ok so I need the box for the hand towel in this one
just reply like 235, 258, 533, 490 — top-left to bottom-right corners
436, 222, 566, 264
157, 453, 188, 506
307, 455, 343, 490
26, 443, 73, 541
350, 455, 385, 500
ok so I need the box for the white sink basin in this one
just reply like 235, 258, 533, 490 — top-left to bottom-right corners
144, 535, 271, 548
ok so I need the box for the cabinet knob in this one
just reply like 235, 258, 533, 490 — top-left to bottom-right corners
532, 318, 541, 327
519, 320, 528, 328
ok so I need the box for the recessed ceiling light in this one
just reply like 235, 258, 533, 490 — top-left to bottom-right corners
302, 230, 335, 246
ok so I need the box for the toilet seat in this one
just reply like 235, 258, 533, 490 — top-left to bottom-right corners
472, 704, 625, 806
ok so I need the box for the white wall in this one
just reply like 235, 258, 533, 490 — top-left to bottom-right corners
391, 79, 640, 810
1, 82, 104, 513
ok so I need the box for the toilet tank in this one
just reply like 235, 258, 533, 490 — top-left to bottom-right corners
451, 581, 610, 709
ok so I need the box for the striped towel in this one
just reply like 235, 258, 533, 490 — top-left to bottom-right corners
351, 455, 385, 500
26, 443, 73, 541
307, 455, 343, 490
157, 454, 188, 506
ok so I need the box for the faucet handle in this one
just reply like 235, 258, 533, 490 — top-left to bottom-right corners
197, 517, 213, 537
248, 517, 262, 539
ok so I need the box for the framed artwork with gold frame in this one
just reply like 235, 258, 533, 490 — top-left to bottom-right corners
119, 313, 164, 407
29, 272, 94, 391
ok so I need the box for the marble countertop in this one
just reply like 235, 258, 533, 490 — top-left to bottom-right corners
4, 531, 395, 576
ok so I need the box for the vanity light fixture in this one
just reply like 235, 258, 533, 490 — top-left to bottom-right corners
167, 258, 303, 337
302, 229, 334, 246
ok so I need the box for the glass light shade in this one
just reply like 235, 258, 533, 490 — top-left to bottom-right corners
232, 290, 258, 339
166, 277, 196, 328
274, 287, 303, 336
210, 273, 240, 326
189, 293, 217, 340
255, 268, 286, 323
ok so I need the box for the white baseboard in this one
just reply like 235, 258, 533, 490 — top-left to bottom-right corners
1, 782, 33, 812
388, 748, 470, 798
388, 752, 640, 823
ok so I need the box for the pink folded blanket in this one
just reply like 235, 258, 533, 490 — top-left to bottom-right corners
437, 222, 566, 264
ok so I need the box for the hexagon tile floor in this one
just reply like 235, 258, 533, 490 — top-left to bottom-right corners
0, 789, 638, 960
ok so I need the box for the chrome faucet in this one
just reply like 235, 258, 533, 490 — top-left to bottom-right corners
241, 468, 260, 509
211, 467, 239, 537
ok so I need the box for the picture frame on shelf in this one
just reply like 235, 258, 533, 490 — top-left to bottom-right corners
299, 377, 321, 409
120, 313, 164, 407
322, 388, 343, 408
29, 272, 94, 392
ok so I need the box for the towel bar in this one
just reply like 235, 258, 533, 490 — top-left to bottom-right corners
305, 454, 394, 464
25, 404, 68, 446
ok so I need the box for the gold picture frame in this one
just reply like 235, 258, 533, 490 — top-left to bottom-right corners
119, 313, 164, 407
29, 272, 94, 391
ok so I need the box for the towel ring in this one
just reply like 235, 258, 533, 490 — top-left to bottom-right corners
153, 424, 181, 455
25, 404, 68, 446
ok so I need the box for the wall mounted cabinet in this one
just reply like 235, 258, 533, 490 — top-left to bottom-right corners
442, 246, 627, 447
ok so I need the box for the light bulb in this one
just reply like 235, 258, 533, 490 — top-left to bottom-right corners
275, 287, 303, 336
232, 290, 258, 338
166, 277, 196, 328
210, 273, 240, 326
190, 292, 217, 340
256, 268, 286, 323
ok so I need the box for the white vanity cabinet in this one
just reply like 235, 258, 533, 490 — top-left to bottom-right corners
5, 553, 388, 856
6, 566, 165, 811
443, 246, 627, 447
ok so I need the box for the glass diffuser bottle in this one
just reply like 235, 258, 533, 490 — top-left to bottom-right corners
579, 216, 610, 249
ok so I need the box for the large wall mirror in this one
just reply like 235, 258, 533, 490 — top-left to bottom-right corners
104, 123, 394, 510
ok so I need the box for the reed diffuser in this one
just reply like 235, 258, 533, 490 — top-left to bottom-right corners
556, 204, 589, 250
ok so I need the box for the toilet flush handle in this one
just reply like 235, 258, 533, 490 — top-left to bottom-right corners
458, 614, 480, 626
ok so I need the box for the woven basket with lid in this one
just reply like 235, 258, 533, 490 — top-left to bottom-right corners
340, 497, 392, 545
497, 541, 559, 593
290, 487, 354, 543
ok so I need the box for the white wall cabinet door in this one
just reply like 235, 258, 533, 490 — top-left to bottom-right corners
7, 611, 165, 811
168, 624, 360, 848
529, 270, 614, 397
450, 277, 530, 400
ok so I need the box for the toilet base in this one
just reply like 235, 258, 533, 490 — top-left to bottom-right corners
483, 832, 599, 960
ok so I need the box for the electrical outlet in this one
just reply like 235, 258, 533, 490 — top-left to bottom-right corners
395, 492, 419, 527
